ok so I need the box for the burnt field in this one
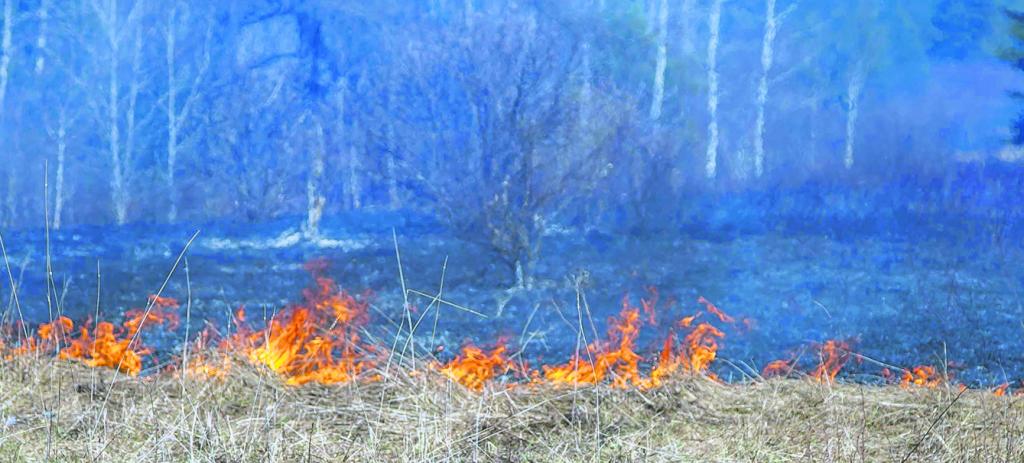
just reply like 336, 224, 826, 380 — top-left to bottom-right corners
2, 202, 1022, 389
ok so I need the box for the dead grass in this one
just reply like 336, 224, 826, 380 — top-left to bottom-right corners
0, 354, 1021, 462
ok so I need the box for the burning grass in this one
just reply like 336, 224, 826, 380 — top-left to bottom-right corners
2, 265, 1023, 460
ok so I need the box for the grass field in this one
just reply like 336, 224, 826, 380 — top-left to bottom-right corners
0, 354, 1020, 462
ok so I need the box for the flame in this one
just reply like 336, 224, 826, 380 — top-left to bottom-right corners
641, 287, 659, 325
810, 340, 851, 383
8, 263, 1009, 396
542, 300, 645, 388
899, 366, 942, 389
682, 322, 725, 375
762, 359, 793, 378
698, 296, 734, 324
437, 342, 515, 391
648, 332, 679, 386
228, 270, 378, 386
33, 299, 180, 376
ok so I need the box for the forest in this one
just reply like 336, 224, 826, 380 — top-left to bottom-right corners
0, 1, 1018, 229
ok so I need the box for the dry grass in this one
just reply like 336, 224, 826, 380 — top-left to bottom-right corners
0, 354, 1021, 462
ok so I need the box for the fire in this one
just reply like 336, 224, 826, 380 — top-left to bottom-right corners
698, 296, 734, 324
899, 366, 942, 389
542, 300, 645, 388
682, 323, 725, 375
7, 262, 1009, 396
810, 340, 851, 384
437, 342, 516, 391
30, 296, 181, 375
762, 359, 793, 378
233, 271, 377, 386
531, 295, 734, 389
648, 332, 679, 386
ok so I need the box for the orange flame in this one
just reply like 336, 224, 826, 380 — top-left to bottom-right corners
437, 342, 515, 391
542, 300, 645, 388
698, 296, 734, 324
34, 300, 179, 376
810, 340, 851, 384
762, 359, 793, 378
899, 366, 942, 389
228, 270, 378, 386
682, 323, 725, 375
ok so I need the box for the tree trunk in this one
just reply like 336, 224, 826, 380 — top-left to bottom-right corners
305, 117, 326, 238
35, 0, 48, 75
107, 0, 124, 225
0, 0, 12, 113
348, 121, 362, 210
4, 164, 14, 226
113, 28, 142, 226
53, 110, 66, 230
844, 65, 865, 170
165, 13, 210, 223
753, 0, 778, 178
579, 39, 592, 132
649, 0, 668, 121
705, 0, 723, 179
680, 0, 697, 56
464, 0, 474, 29
384, 84, 400, 210
166, 5, 178, 223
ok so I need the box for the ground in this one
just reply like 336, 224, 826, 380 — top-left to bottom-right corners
2, 208, 1022, 386
0, 354, 1020, 462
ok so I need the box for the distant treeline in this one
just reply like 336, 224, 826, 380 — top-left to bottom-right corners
0, 0, 1020, 280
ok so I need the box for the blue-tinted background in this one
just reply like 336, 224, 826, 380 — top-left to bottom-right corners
1, 0, 1023, 385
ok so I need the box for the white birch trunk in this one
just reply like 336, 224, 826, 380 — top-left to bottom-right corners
53, 110, 66, 230
348, 121, 362, 210
464, 0, 474, 28
705, 0, 723, 179
649, 0, 668, 121
113, 28, 142, 225
305, 117, 326, 238
645, 0, 656, 36
383, 82, 400, 210
0, 0, 12, 113
166, 6, 178, 222
165, 11, 210, 223
386, 155, 399, 209
4, 164, 13, 226
844, 65, 865, 170
753, 0, 778, 178
35, 0, 48, 74
107, 0, 125, 225
681, 0, 697, 55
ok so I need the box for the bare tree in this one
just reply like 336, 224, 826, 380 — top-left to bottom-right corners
705, 0, 723, 179
0, 0, 12, 113
844, 62, 865, 169
34, 0, 48, 74
303, 113, 327, 238
649, 0, 668, 121
396, 8, 621, 287
48, 108, 68, 230
163, 2, 211, 223
752, 0, 795, 178
85, 0, 149, 225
